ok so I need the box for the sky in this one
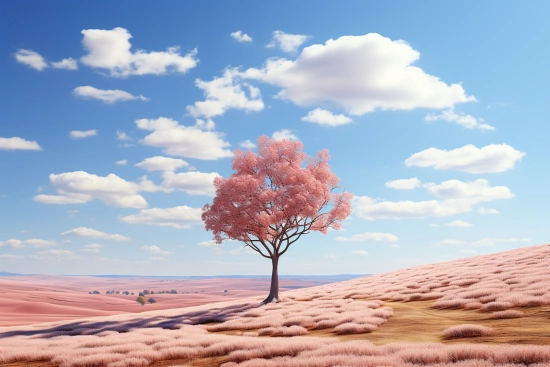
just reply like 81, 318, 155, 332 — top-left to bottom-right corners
0, 1, 549, 276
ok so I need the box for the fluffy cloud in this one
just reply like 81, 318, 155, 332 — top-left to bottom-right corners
301, 108, 352, 127
116, 131, 132, 141
231, 31, 252, 42
187, 68, 264, 119
385, 178, 420, 190
444, 220, 473, 227
80, 27, 198, 77
13, 49, 48, 70
161, 171, 219, 196
335, 232, 398, 242
479, 207, 500, 215
33, 171, 149, 208
73, 86, 149, 104
115, 160, 127, 165
119, 206, 202, 229
135, 156, 189, 172
51, 57, 78, 70
240, 140, 256, 149
37, 249, 74, 256
245, 33, 475, 115
425, 109, 494, 131
70, 130, 97, 139
62, 227, 131, 241
0, 254, 23, 260
0, 137, 42, 151
436, 238, 530, 247
272, 129, 298, 141
136, 117, 233, 160
0, 239, 56, 248
354, 179, 513, 220
405, 144, 526, 174
425, 179, 513, 201
197, 240, 218, 247
266, 30, 311, 53
79, 244, 103, 253
351, 250, 369, 255
141, 245, 173, 255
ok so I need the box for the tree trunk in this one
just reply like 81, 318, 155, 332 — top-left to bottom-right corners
262, 256, 280, 304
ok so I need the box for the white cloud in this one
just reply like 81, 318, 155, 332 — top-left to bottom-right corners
245, 33, 475, 115
0, 254, 23, 259
197, 240, 218, 247
389, 244, 401, 248
51, 57, 78, 70
136, 117, 233, 160
0, 239, 56, 248
119, 206, 202, 229
80, 27, 198, 77
33, 171, 149, 208
36, 249, 75, 256
187, 68, 264, 119
436, 238, 530, 248
230, 30, 252, 42
73, 86, 149, 104
0, 137, 42, 151
444, 220, 473, 227
150, 257, 169, 261
385, 178, 420, 190
478, 207, 500, 215
115, 160, 127, 165
116, 130, 132, 141
335, 232, 398, 242
14, 49, 48, 70
70, 130, 97, 139
354, 179, 513, 220
62, 227, 131, 241
240, 140, 256, 149
266, 30, 310, 53
435, 239, 468, 247
405, 144, 526, 174
272, 129, 298, 141
426, 179, 513, 201
34, 250, 66, 256
351, 250, 369, 255
301, 108, 352, 127
141, 245, 173, 255
161, 171, 219, 196
79, 244, 103, 253
471, 238, 530, 247
135, 156, 189, 172
425, 109, 495, 131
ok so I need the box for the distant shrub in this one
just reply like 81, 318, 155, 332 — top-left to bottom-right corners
224, 290, 228, 293
136, 296, 146, 306
482, 301, 513, 311
115, 291, 120, 294
93, 290, 100, 294
490, 310, 525, 319
131, 292, 134, 295
138, 292, 144, 297
443, 324, 495, 339
170, 290, 177, 294
147, 297, 156, 304
143, 290, 150, 295
123, 291, 129, 295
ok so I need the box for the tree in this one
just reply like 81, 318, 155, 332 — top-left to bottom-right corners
147, 297, 156, 304
202, 135, 352, 303
136, 296, 146, 306
138, 292, 144, 297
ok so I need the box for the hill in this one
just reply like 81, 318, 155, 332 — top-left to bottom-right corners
0, 244, 549, 367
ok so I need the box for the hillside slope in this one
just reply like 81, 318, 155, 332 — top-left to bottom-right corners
1, 244, 549, 367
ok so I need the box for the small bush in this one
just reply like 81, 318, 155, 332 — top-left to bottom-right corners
490, 310, 525, 319
443, 324, 495, 339
148, 298, 156, 304
136, 296, 146, 306
93, 290, 100, 294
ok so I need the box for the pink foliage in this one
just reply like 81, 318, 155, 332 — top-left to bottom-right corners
490, 310, 525, 319
442, 324, 495, 339
202, 135, 352, 247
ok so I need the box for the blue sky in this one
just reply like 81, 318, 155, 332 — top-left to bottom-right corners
1, 1, 548, 276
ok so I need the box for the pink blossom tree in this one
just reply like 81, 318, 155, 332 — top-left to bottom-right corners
202, 135, 353, 303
